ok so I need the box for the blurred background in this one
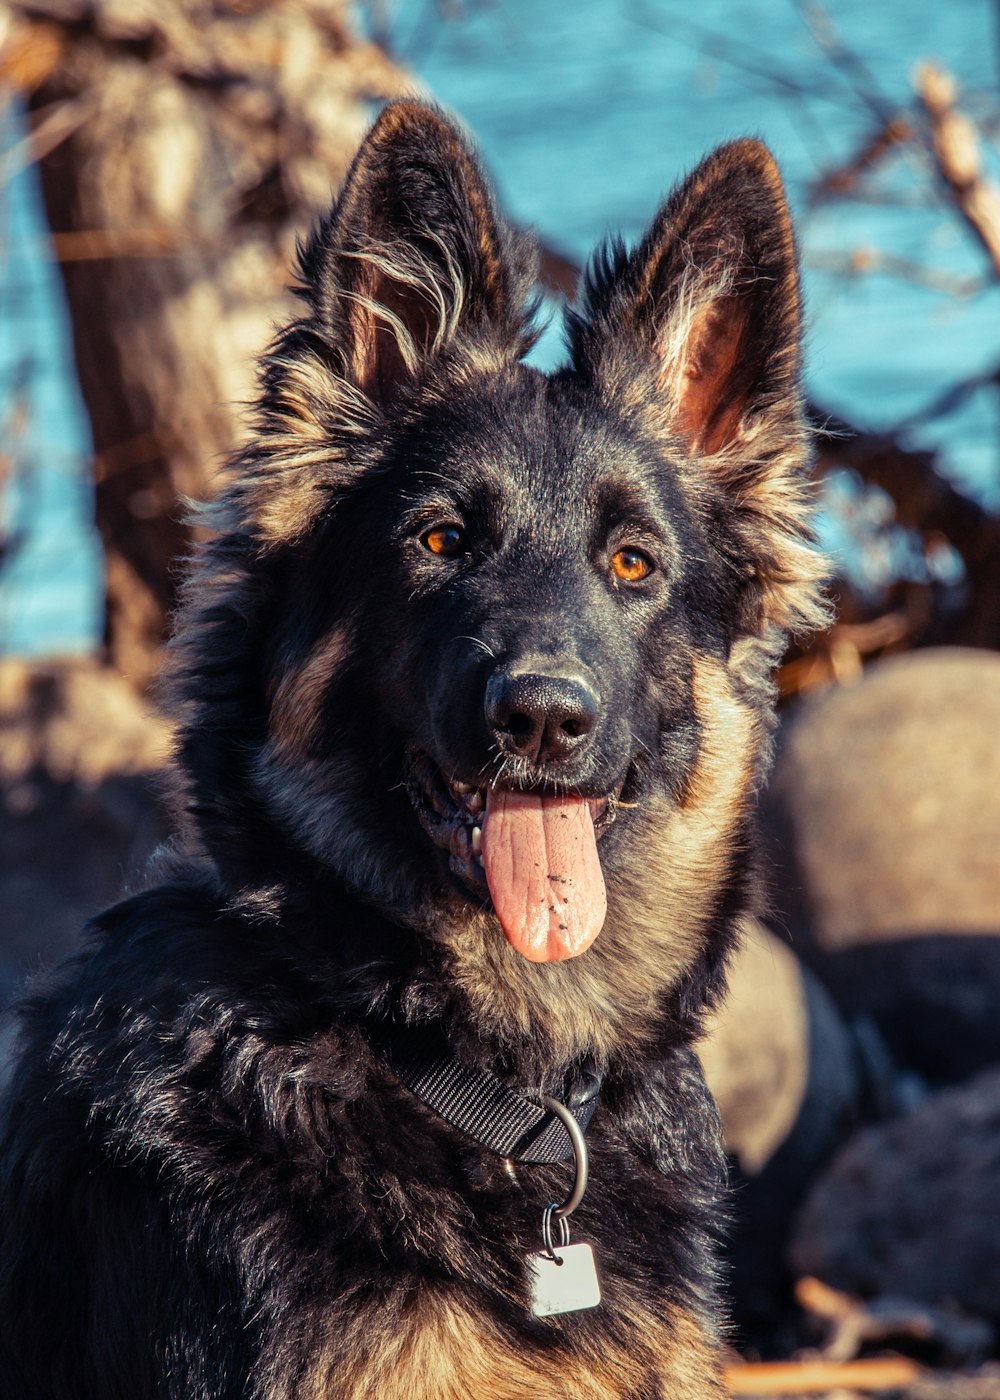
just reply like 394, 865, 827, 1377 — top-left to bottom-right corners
2, 1, 1000, 1394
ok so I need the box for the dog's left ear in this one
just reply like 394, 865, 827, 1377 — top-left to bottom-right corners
572, 139, 801, 455
572, 141, 826, 637
299, 100, 537, 404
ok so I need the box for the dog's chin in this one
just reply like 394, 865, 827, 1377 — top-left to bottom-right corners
402, 745, 629, 908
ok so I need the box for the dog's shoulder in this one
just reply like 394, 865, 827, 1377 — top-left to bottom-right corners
0, 869, 369, 1184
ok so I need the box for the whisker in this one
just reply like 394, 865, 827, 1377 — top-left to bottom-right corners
454, 635, 496, 659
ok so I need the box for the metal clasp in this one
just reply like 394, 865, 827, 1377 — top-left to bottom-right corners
539, 1094, 590, 1261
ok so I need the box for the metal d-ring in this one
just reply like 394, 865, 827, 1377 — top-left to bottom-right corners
541, 1094, 589, 1219
540, 1203, 571, 1261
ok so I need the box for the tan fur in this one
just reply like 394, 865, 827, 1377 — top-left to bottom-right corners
220, 353, 375, 548
342, 237, 467, 389
700, 422, 831, 638
283, 1288, 726, 1400
653, 257, 740, 427
269, 626, 356, 759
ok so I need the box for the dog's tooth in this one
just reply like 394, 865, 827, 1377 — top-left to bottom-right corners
471, 825, 482, 854
452, 781, 473, 795
468, 791, 484, 814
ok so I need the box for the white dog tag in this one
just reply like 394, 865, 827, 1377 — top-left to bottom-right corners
528, 1243, 601, 1317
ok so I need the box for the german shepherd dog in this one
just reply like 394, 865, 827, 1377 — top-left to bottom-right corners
0, 103, 825, 1398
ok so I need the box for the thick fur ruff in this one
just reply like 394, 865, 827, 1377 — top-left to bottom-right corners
0, 102, 826, 1398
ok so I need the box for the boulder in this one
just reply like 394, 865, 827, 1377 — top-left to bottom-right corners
760, 648, 1000, 1083
699, 920, 875, 1341
789, 1068, 1000, 1321
0, 657, 172, 1001
699, 920, 860, 1179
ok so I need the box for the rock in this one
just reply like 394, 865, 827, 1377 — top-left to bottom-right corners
760, 648, 1000, 1083
0, 656, 172, 1000
789, 1068, 1000, 1322
699, 920, 860, 1179
699, 920, 874, 1344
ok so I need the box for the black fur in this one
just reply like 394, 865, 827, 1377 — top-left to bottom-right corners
0, 103, 825, 1397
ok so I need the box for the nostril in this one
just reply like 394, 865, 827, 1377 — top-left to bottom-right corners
485, 666, 599, 763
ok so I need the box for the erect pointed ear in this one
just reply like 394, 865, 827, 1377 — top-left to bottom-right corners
572, 140, 801, 455
571, 141, 827, 638
298, 100, 537, 405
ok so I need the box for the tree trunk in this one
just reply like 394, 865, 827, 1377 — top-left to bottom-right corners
1, 0, 406, 687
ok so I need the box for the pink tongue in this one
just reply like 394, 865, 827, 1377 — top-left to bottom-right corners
481, 789, 607, 962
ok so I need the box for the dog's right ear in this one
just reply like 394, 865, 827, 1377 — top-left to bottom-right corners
297, 101, 537, 405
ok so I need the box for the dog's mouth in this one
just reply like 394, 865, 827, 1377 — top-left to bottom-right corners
404, 748, 625, 963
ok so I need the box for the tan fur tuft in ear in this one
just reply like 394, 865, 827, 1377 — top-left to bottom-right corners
668, 292, 750, 455
300, 101, 536, 409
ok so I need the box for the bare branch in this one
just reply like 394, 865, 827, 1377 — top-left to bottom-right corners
807, 246, 986, 297
624, 3, 863, 113
916, 61, 1000, 279
725, 1354, 923, 1395
793, 0, 899, 124
794, 1275, 994, 1367
812, 409, 1000, 650
0, 93, 96, 187
808, 115, 913, 202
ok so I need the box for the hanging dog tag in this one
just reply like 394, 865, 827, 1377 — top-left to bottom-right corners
526, 1110, 601, 1317
528, 1243, 602, 1318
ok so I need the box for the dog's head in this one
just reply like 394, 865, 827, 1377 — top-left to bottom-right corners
171, 103, 827, 1060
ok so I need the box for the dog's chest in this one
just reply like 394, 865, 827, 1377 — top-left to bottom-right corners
288, 1286, 726, 1400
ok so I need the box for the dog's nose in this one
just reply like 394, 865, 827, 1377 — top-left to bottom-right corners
485, 669, 599, 764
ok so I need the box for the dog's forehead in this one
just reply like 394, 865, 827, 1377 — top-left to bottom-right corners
398, 367, 668, 515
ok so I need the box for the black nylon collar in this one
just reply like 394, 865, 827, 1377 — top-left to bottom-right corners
378, 1021, 602, 1163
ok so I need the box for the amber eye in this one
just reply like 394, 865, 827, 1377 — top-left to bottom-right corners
422, 524, 466, 557
611, 547, 654, 583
